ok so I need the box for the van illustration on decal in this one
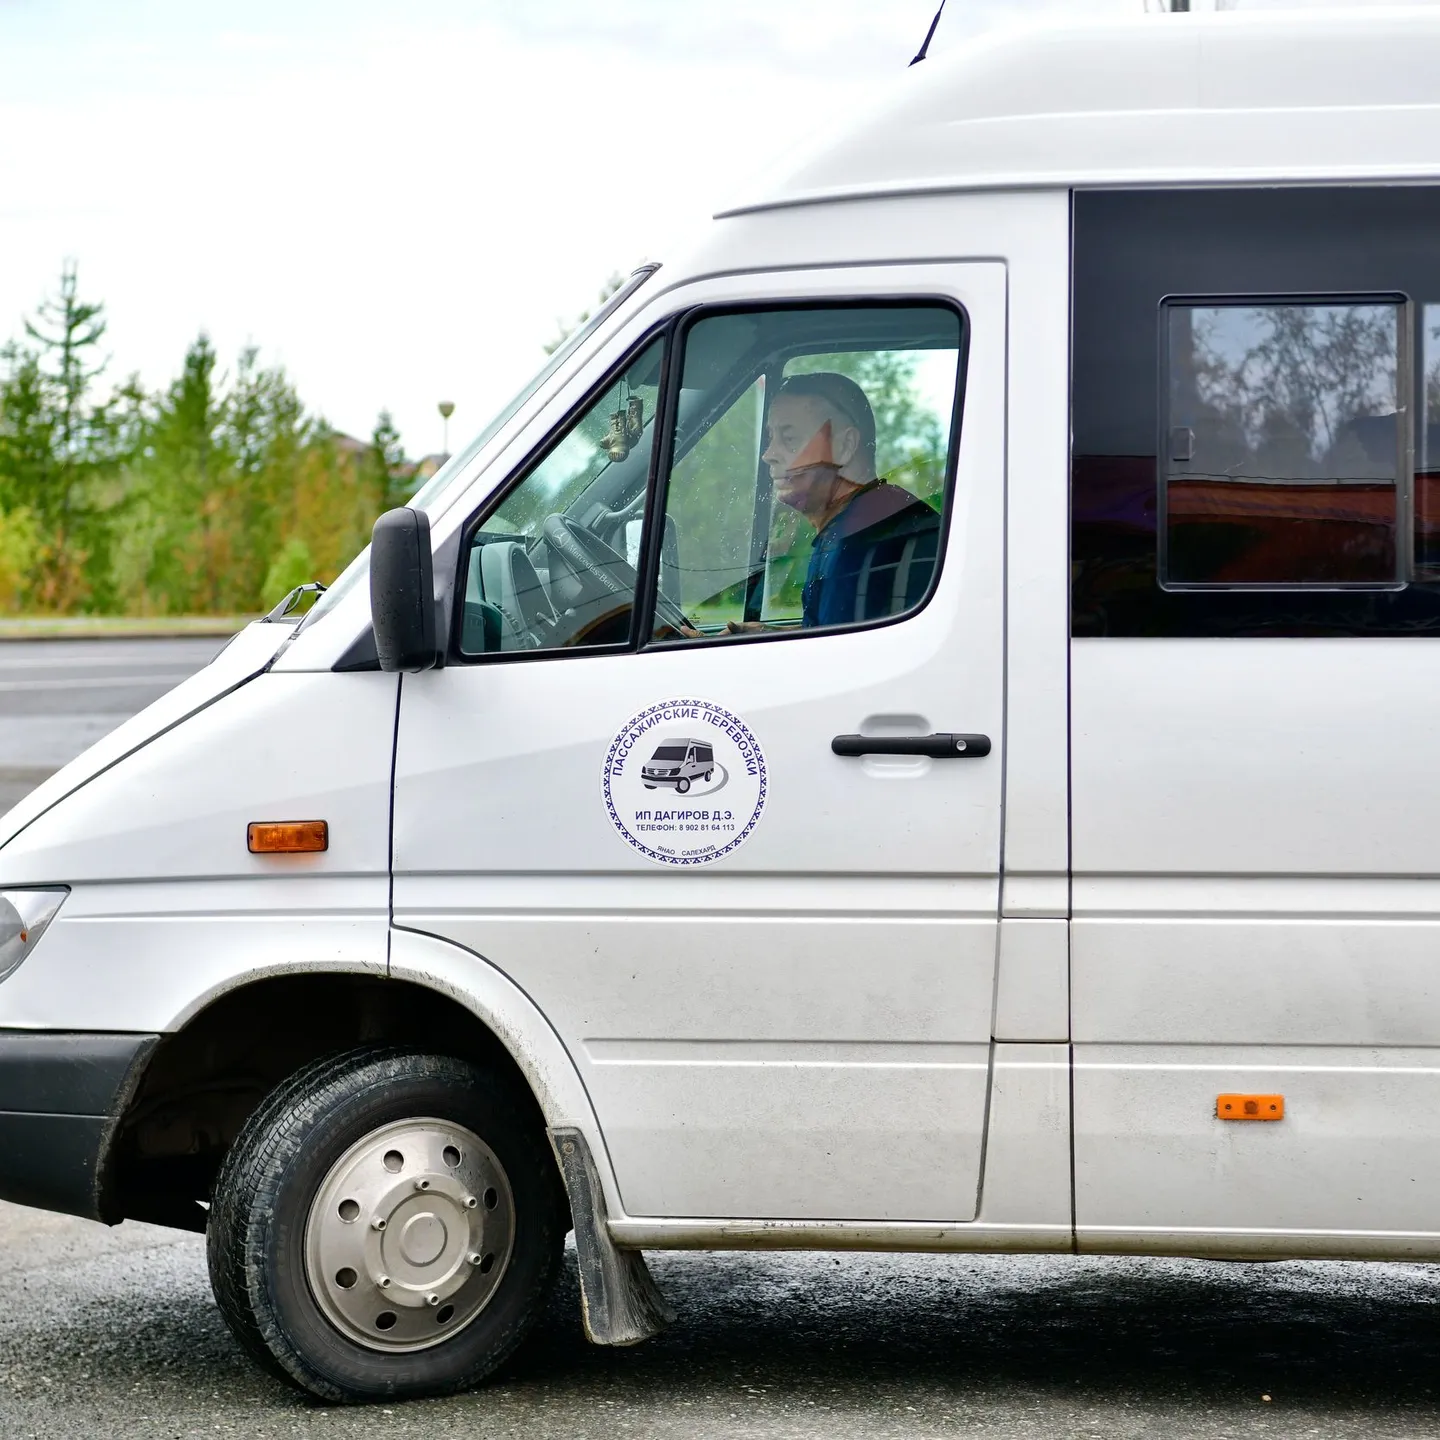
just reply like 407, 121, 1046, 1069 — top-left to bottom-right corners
641, 737, 714, 794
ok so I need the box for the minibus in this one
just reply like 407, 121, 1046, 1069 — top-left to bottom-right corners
642, 739, 715, 792
4, 7, 1440, 1403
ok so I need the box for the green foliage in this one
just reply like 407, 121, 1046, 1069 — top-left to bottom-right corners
0, 263, 403, 616
661, 347, 954, 626
370, 410, 409, 508
786, 349, 947, 497
0, 505, 40, 613
0, 345, 57, 518
25, 259, 107, 451
262, 537, 316, 609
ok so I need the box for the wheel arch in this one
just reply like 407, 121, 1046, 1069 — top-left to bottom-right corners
106, 929, 609, 1230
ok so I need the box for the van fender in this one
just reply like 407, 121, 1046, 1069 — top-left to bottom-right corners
385, 928, 616, 1213
387, 927, 671, 1345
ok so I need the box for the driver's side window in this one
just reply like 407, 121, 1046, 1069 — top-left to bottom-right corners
457, 339, 664, 656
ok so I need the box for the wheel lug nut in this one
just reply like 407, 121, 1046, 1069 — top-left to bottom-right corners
371, 1217, 387, 1231
468, 1252, 483, 1266
463, 1195, 478, 1209
415, 1178, 431, 1192
426, 1293, 440, 1306
378, 1275, 391, 1288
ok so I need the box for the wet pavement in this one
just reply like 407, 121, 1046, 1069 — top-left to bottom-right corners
2, 1199, 1440, 1438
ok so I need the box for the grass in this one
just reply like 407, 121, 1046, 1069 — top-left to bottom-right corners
0, 615, 253, 640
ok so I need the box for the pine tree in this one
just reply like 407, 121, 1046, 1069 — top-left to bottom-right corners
24, 260, 107, 477
369, 410, 407, 507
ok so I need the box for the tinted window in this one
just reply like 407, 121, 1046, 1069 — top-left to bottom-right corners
1072, 187, 1440, 637
1161, 299, 1404, 588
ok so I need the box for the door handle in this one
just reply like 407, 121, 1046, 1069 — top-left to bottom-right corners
831, 732, 991, 759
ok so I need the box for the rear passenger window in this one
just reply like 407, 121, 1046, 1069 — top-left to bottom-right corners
1161, 298, 1406, 588
1071, 187, 1440, 638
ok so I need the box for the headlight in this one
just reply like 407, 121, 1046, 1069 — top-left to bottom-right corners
0, 888, 68, 984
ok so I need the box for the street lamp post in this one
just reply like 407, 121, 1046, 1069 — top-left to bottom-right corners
438, 400, 455, 458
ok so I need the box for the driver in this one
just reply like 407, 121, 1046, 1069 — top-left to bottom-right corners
734, 372, 940, 631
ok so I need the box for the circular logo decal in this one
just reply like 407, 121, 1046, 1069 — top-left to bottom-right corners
603, 698, 768, 866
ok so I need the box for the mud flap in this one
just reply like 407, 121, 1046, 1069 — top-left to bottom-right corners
548, 1126, 674, 1345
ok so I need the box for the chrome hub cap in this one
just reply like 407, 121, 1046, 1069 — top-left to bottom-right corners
304, 1117, 515, 1352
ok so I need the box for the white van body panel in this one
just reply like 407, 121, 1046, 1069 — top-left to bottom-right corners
0, 877, 386, 1033
732, 10, 1440, 214
611, 1043, 1072, 1251
1071, 639, 1440, 1245
0, 671, 397, 1030
1075, 1045, 1440, 1254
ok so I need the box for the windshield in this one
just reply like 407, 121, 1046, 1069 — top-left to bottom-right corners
298, 264, 660, 634
408, 264, 660, 515
652, 746, 688, 761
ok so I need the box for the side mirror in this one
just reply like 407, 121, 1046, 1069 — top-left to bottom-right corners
370, 507, 438, 672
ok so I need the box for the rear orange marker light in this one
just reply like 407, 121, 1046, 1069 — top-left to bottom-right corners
247, 820, 328, 854
1217, 1093, 1284, 1121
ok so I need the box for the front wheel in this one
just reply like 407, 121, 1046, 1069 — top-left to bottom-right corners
207, 1048, 565, 1403
675, 777, 691, 794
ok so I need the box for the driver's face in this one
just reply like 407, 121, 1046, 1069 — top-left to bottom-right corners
762, 395, 859, 515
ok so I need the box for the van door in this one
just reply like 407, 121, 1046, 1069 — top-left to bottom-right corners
1070, 187, 1440, 1248
392, 265, 1006, 1223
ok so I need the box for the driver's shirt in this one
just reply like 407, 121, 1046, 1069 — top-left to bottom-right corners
800, 479, 941, 629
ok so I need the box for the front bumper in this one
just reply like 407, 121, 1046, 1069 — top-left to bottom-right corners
0, 1031, 158, 1221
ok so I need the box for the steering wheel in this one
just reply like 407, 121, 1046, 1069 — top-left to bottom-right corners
541, 514, 692, 635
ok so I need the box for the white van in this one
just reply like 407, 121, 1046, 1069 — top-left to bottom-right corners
4, 6, 1440, 1404
642, 738, 715, 792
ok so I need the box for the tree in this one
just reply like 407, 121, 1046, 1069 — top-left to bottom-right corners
0, 343, 57, 519
24, 260, 107, 471
368, 410, 408, 508
0, 263, 115, 607
787, 349, 946, 493
0, 264, 409, 617
1190, 304, 1398, 480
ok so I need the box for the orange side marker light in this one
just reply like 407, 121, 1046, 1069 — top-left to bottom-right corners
247, 820, 328, 854
1217, 1093, 1284, 1121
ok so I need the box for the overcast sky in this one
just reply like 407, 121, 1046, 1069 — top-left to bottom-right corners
0, 0, 1422, 457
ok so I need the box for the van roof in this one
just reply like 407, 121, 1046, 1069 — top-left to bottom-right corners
722, 7, 1440, 216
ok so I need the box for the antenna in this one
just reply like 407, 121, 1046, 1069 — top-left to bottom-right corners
909, 0, 947, 65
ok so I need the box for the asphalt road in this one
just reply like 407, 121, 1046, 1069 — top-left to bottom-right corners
5, 1198, 1440, 1439
6, 637, 1440, 1436
0, 637, 227, 812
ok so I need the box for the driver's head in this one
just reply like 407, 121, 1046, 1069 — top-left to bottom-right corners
763, 373, 878, 520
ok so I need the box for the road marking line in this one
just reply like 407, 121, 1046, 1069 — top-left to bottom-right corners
0, 674, 190, 691
0, 655, 205, 670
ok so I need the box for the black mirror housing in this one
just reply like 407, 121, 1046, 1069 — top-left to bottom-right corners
370, 507, 439, 672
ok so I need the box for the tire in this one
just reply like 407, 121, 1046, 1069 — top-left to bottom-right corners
207, 1047, 565, 1403
676, 777, 690, 794
704, 770, 713, 782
